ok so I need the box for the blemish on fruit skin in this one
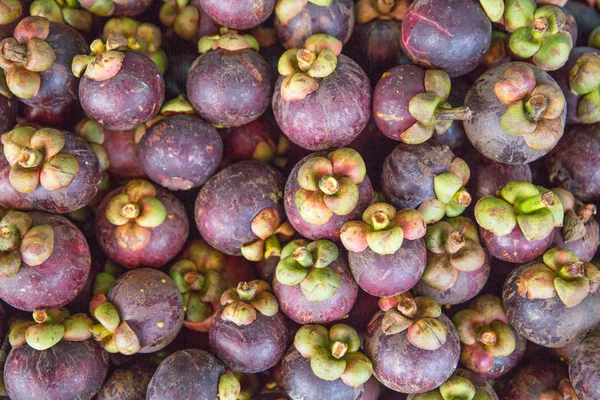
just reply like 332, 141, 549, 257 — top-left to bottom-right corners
157, 321, 164, 328
376, 111, 405, 122
161, 279, 167, 283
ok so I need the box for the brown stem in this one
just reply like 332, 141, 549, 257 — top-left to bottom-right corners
532, 16, 549, 33
237, 281, 257, 300
1, 41, 28, 64
120, 203, 140, 219
541, 191, 555, 207
434, 106, 473, 121
578, 204, 597, 223
377, 0, 395, 14
319, 176, 339, 195
477, 327, 497, 346
559, 261, 586, 279
396, 293, 417, 319
331, 341, 348, 359
183, 272, 206, 291
0, 226, 19, 252
525, 94, 549, 122
18, 148, 44, 168
444, 231, 466, 255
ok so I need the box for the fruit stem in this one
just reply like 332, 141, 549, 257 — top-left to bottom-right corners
434, 106, 473, 121
513, 192, 554, 214
18, 148, 44, 168
377, 0, 395, 14
1, 41, 27, 63
532, 16, 549, 35
183, 272, 206, 291
120, 203, 140, 219
444, 231, 465, 255
292, 246, 314, 267
319, 175, 339, 195
237, 281, 257, 301
525, 94, 548, 122
0, 226, 19, 252
557, 261, 586, 280
477, 327, 497, 346
579, 204, 597, 223
331, 341, 348, 359
396, 294, 417, 319
371, 211, 390, 231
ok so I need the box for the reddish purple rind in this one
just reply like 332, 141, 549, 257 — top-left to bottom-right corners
139, 115, 223, 190
464, 62, 566, 164
220, 114, 282, 165
414, 251, 491, 305
18, 22, 88, 110
22, 104, 84, 130
401, 0, 491, 78
0, 212, 90, 311
25, 132, 102, 214
274, 0, 355, 49
4, 340, 109, 400
146, 349, 226, 400
198, 0, 275, 30
108, 268, 184, 353
194, 160, 284, 256
66, 259, 101, 314
209, 308, 289, 373
0, 145, 35, 210
451, 368, 499, 399
0, 93, 18, 134
476, 326, 527, 380
279, 347, 368, 400
95, 363, 156, 400
273, 54, 371, 151
348, 238, 427, 298
501, 359, 568, 399
79, 52, 165, 131
342, 288, 381, 334
552, 219, 599, 262
187, 48, 272, 128
103, 128, 146, 181
502, 262, 600, 348
479, 225, 554, 264
96, 185, 189, 269
345, 19, 403, 85
284, 151, 373, 241
552, 324, 600, 364
372, 64, 425, 140
569, 334, 600, 399
365, 311, 460, 393
273, 252, 358, 324
546, 123, 600, 202
112, 0, 152, 16
381, 142, 454, 210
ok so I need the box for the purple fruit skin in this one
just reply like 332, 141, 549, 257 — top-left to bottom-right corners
273, 54, 371, 151
4, 340, 109, 400
468, 325, 527, 380
25, 132, 102, 214
348, 238, 427, 297
365, 311, 460, 393
103, 127, 146, 181
552, 324, 600, 364
112, 0, 152, 16
108, 269, 184, 353
546, 123, 600, 202
198, 0, 275, 29
502, 262, 600, 348
414, 251, 491, 305
480, 225, 555, 264
0, 146, 35, 210
95, 363, 156, 400
96, 185, 188, 269
501, 359, 568, 399
381, 142, 455, 209
372, 64, 425, 141
209, 308, 289, 373
284, 151, 374, 241
279, 347, 367, 400
0, 93, 17, 134
565, 0, 600, 46
17, 22, 87, 110
429, 78, 470, 151
464, 62, 566, 164
570, 334, 600, 399
274, 0, 355, 49
195, 160, 284, 256
273, 252, 358, 324
406, 368, 499, 400
139, 115, 223, 190
0, 212, 90, 311
552, 219, 599, 262
147, 349, 226, 400
79, 52, 165, 131
401, 0, 491, 78
187, 48, 273, 128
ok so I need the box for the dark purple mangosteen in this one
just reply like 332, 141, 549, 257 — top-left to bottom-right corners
501, 358, 572, 399
406, 368, 500, 399
569, 333, 600, 399
0, 145, 34, 210
198, 0, 275, 29
0, 211, 90, 311
502, 248, 600, 348
96, 179, 189, 269
95, 363, 156, 400
21, 103, 84, 130
0, 72, 17, 134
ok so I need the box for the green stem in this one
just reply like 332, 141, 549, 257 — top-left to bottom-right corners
434, 106, 473, 121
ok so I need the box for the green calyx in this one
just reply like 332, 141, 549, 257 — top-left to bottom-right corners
276, 0, 333, 26
294, 324, 372, 387
569, 52, 600, 124
452, 295, 516, 373
0, 211, 54, 278
0, 17, 56, 99
295, 148, 366, 225
75, 118, 110, 173
105, 179, 167, 252
9, 308, 94, 351
402, 70, 472, 144
412, 375, 493, 400
220, 280, 279, 326
0, 0, 23, 25
278, 34, 342, 101
218, 372, 242, 400
30, 0, 93, 33
355, 0, 408, 24
517, 248, 600, 308
198, 28, 259, 55
552, 187, 597, 243
159, 0, 199, 41
240, 207, 295, 262
504, 3, 572, 71
275, 239, 341, 302
72, 34, 129, 81
475, 181, 563, 241
422, 218, 485, 291
378, 293, 448, 351
494, 64, 565, 150
340, 203, 426, 255
90, 292, 141, 355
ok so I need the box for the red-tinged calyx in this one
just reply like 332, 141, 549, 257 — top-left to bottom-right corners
295, 148, 366, 225
402, 70, 472, 144
355, 0, 409, 23
278, 34, 342, 101
105, 180, 167, 251
198, 28, 259, 55
0, 17, 55, 99
89, 293, 141, 354
72, 34, 128, 81
241, 207, 295, 262
30, 0, 94, 33
220, 280, 279, 326
452, 295, 516, 373
275, 239, 341, 302
411, 375, 481, 400
294, 323, 372, 387
0, 0, 23, 25
475, 181, 563, 241
516, 248, 600, 308
568, 52, 600, 124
